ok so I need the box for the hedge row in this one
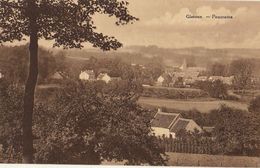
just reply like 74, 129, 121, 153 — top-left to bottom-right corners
142, 87, 209, 99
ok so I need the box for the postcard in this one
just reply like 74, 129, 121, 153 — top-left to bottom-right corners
0, 0, 259, 167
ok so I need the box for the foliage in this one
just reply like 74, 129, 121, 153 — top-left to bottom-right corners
34, 80, 166, 165
144, 58, 164, 83
180, 109, 211, 127
229, 59, 254, 90
0, 45, 63, 84
1, 0, 138, 162
212, 105, 260, 156
83, 57, 136, 80
161, 73, 172, 87
0, 79, 166, 165
195, 80, 228, 99
160, 105, 260, 156
210, 62, 228, 76
0, 80, 23, 162
0, 0, 138, 50
142, 87, 208, 99
248, 96, 260, 114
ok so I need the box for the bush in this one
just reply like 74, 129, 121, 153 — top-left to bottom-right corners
142, 87, 208, 99
0, 80, 23, 162
211, 105, 260, 156
248, 96, 260, 113
195, 80, 228, 100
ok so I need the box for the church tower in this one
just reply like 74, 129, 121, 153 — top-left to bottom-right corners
180, 58, 187, 71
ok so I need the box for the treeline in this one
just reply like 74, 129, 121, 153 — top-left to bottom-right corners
207, 59, 259, 90
0, 45, 66, 84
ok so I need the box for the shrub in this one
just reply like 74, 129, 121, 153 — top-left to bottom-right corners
248, 96, 260, 114
142, 87, 208, 99
195, 80, 228, 99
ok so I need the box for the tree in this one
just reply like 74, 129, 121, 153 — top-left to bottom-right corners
229, 59, 254, 90
0, 45, 59, 84
33, 80, 165, 165
162, 73, 172, 87
248, 96, 260, 114
1, 0, 138, 163
0, 80, 23, 162
144, 57, 164, 83
212, 105, 260, 156
210, 62, 228, 76
196, 80, 228, 99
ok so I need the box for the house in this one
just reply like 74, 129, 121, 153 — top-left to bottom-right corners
156, 76, 165, 86
50, 72, 64, 80
97, 73, 111, 83
97, 72, 122, 84
156, 73, 173, 87
151, 109, 202, 138
208, 76, 234, 85
79, 70, 95, 81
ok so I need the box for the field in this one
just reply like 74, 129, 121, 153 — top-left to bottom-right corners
138, 97, 248, 113
102, 152, 260, 167
166, 152, 260, 167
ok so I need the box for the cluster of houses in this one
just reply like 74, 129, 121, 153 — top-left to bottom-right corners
156, 59, 234, 87
49, 70, 121, 84
151, 108, 203, 138
78, 70, 121, 83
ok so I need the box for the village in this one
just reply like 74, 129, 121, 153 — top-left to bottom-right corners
0, 45, 260, 166
0, 0, 260, 166
26, 56, 257, 142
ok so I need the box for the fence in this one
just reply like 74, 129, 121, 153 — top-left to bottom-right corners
158, 137, 215, 154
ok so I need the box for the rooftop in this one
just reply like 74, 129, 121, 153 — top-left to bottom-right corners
151, 112, 179, 129
170, 118, 190, 133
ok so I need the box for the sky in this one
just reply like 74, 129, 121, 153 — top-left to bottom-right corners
10, 0, 260, 49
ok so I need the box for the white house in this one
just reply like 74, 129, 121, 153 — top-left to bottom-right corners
156, 76, 165, 86
97, 73, 111, 83
196, 76, 208, 82
209, 76, 234, 85
79, 70, 95, 81
151, 109, 202, 138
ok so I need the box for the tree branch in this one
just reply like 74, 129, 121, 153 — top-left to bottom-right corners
0, 1, 24, 10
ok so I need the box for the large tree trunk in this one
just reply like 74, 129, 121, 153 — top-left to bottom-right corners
22, 1, 38, 163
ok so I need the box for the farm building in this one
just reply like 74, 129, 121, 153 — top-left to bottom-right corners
151, 109, 202, 138
97, 73, 111, 83
79, 70, 95, 81
157, 76, 165, 85
96, 73, 122, 84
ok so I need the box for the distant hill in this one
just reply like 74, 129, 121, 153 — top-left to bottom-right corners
61, 46, 260, 76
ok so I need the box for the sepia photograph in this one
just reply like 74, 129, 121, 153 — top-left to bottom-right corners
0, 0, 260, 167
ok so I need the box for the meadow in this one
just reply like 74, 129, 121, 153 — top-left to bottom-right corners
102, 152, 260, 167
166, 152, 260, 167
138, 97, 249, 113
